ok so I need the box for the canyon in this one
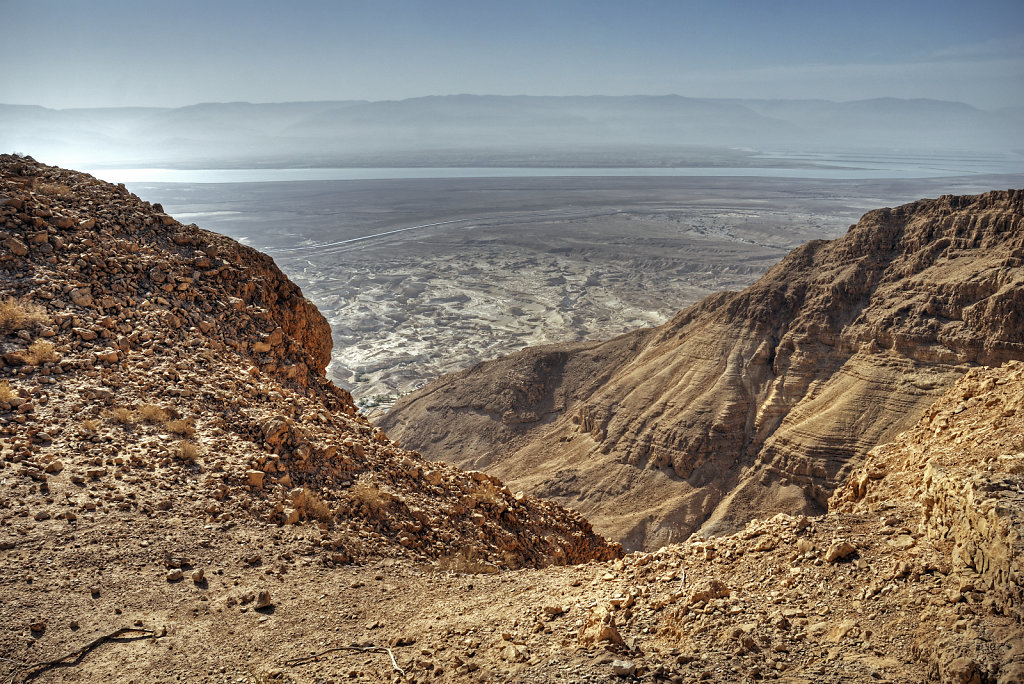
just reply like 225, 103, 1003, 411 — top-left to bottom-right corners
0, 156, 1021, 683
383, 189, 1024, 553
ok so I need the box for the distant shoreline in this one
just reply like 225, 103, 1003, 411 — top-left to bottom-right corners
86, 164, 1024, 185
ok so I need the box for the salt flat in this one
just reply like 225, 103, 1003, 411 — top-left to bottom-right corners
127, 173, 1024, 407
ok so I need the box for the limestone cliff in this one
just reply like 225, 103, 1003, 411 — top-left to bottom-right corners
383, 190, 1024, 550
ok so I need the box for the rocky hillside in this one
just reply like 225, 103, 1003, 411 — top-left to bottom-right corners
1, 157, 1022, 683
0, 155, 629, 679
383, 189, 1024, 550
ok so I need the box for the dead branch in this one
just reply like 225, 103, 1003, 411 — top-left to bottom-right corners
285, 644, 406, 676
6, 627, 160, 683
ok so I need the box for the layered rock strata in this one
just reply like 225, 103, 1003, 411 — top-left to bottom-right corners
384, 190, 1024, 550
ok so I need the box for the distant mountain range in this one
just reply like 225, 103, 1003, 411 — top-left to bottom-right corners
2, 95, 1022, 168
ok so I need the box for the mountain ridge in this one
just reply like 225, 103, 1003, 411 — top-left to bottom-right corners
3, 95, 1021, 167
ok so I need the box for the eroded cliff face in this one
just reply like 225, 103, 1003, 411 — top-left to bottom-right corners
383, 190, 1024, 550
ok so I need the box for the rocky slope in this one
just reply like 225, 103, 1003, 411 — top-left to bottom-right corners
383, 189, 1024, 550
0, 155, 626, 680
1, 157, 1022, 683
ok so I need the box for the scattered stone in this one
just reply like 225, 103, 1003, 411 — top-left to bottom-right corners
824, 540, 857, 563
255, 590, 273, 610
611, 659, 636, 676
246, 470, 265, 488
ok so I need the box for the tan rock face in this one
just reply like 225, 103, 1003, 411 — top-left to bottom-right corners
834, 361, 1024, 625
384, 190, 1024, 550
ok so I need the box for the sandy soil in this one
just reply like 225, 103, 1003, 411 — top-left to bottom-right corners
129, 173, 1024, 407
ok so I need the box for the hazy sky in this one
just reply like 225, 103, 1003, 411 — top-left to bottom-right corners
2, 0, 1022, 109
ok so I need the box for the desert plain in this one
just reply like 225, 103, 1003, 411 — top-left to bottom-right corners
127, 172, 1024, 410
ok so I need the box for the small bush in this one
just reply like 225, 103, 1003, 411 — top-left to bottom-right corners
80, 418, 99, 434
0, 381, 15, 403
0, 298, 47, 334
136, 404, 169, 424
301, 488, 333, 524
178, 440, 202, 463
25, 339, 58, 365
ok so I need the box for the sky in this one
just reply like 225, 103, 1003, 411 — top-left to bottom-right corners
2, 0, 1022, 109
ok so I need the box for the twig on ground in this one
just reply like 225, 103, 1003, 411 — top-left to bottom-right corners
6, 627, 160, 683
285, 644, 406, 676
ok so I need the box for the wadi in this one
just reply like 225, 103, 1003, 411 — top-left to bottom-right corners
1, 154, 1022, 684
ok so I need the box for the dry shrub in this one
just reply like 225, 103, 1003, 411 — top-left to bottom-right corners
33, 181, 71, 196
0, 381, 15, 403
349, 479, 392, 516
26, 339, 58, 364
301, 488, 333, 524
109, 407, 135, 425
178, 440, 202, 463
0, 297, 48, 334
165, 419, 195, 436
437, 547, 499, 575
136, 404, 169, 424
470, 481, 504, 507
80, 418, 99, 434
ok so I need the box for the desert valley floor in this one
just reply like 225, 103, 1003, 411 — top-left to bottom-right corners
126, 173, 1024, 407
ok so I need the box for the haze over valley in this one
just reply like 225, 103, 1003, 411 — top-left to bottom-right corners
4, 1, 1024, 681
123, 171, 1024, 407
3, 95, 1024, 171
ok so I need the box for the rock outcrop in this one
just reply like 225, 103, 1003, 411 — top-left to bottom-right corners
383, 189, 1024, 550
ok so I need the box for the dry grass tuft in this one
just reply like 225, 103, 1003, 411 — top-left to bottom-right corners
136, 404, 169, 424
80, 418, 99, 434
0, 381, 15, 403
178, 440, 202, 463
33, 181, 71, 196
0, 297, 48, 334
301, 488, 333, 524
165, 419, 195, 436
